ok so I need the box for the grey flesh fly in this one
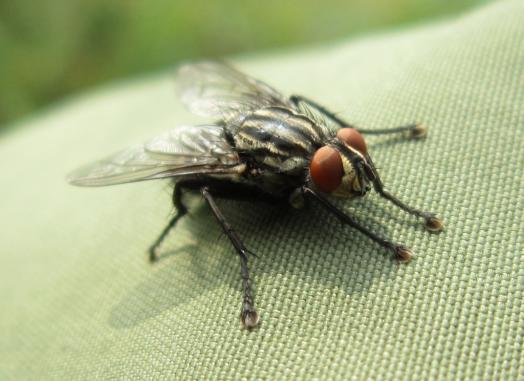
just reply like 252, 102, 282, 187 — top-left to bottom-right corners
68, 61, 443, 329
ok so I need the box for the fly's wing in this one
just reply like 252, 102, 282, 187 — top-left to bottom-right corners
176, 61, 293, 124
67, 125, 240, 187
176, 61, 337, 139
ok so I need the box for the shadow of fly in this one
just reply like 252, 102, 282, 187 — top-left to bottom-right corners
68, 61, 443, 329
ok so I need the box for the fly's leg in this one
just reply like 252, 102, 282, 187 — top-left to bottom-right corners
149, 184, 188, 262
290, 95, 351, 127
302, 186, 413, 261
356, 124, 426, 138
289, 95, 426, 138
365, 155, 444, 232
201, 186, 259, 329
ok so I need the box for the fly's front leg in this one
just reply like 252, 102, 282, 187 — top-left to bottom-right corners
302, 186, 413, 262
289, 95, 426, 138
201, 186, 259, 329
149, 183, 188, 262
365, 155, 444, 233
356, 123, 426, 138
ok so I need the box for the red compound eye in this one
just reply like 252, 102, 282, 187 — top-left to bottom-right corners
310, 146, 343, 193
337, 128, 367, 155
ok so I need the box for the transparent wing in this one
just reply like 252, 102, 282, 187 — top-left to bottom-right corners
67, 125, 240, 187
176, 61, 292, 124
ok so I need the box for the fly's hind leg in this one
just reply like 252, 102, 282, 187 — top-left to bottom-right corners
201, 186, 259, 329
302, 186, 413, 262
149, 183, 188, 262
289, 95, 426, 138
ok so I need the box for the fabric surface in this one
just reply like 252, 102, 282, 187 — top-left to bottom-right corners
1, 1, 523, 379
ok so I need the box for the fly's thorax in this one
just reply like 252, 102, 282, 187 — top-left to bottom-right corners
233, 107, 321, 161
229, 106, 321, 196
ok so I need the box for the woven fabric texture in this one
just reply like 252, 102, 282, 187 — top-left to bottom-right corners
1, 1, 523, 379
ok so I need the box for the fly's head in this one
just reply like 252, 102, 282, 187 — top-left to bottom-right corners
309, 128, 375, 198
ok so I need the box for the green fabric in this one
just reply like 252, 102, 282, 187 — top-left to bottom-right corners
1, 1, 523, 379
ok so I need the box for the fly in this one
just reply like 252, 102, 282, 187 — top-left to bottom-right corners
68, 61, 443, 329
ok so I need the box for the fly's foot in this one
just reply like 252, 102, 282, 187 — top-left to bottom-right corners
410, 123, 428, 139
392, 244, 413, 263
422, 212, 444, 233
148, 246, 159, 263
240, 303, 259, 329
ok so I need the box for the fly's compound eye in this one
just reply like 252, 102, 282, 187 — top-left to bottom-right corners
337, 128, 367, 155
310, 146, 343, 193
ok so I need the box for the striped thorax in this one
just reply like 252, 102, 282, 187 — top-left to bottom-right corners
234, 106, 322, 174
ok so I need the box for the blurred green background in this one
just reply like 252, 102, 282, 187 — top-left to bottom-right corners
0, 0, 484, 130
